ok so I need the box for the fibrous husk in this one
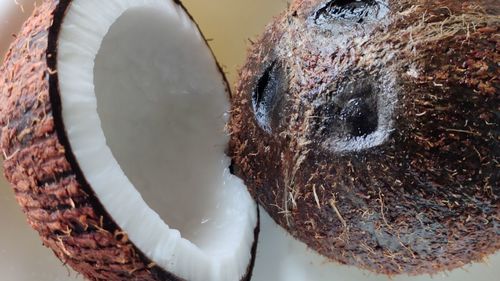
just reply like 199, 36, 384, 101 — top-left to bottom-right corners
230, 0, 499, 275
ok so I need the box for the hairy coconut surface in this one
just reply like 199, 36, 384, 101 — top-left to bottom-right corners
230, 0, 499, 275
0, 0, 258, 280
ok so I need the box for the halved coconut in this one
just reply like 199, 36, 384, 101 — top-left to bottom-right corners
0, 0, 258, 280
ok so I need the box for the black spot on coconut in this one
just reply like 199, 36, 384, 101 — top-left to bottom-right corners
316, 78, 385, 150
340, 97, 378, 136
313, 0, 388, 24
337, 81, 379, 137
252, 60, 286, 132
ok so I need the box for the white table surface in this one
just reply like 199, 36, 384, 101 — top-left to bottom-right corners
1, 1, 498, 280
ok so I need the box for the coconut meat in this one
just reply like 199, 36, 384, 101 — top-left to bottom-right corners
57, 1, 257, 280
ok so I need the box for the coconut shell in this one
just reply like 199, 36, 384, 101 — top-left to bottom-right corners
0, 1, 258, 280
230, 0, 499, 275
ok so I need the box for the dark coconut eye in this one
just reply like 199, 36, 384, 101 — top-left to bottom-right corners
252, 60, 286, 132
335, 81, 379, 138
318, 77, 395, 153
313, 0, 388, 24
340, 97, 378, 137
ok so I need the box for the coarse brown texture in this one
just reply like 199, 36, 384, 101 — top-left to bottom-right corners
0, 0, 258, 281
0, 1, 177, 280
230, 0, 499, 276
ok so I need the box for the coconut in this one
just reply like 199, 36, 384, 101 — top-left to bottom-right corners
230, 0, 499, 275
0, 0, 258, 280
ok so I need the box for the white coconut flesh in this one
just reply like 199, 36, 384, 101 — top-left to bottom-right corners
56, 0, 257, 280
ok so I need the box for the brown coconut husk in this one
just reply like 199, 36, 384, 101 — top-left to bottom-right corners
230, 0, 499, 275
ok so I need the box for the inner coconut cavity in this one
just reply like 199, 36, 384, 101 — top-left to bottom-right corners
56, 1, 256, 280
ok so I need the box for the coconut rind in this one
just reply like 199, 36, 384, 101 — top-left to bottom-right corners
0, 1, 258, 280
230, 0, 499, 276
0, 1, 175, 280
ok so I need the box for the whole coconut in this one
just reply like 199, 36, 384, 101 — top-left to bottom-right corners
230, 0, 499, 275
